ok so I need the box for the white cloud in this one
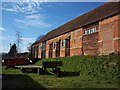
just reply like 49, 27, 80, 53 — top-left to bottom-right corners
0, 27, 7, 31
21, 37, 35, 42
0, 36, 36, 53
1, 36, 35, 44
17, 25, 26, 29
4, 8, 18, 12
26, 14, 41, 19
0, 36, 16, 42
26, 10, 38, 14
0, 46, 6, 53
15, 14, 51, 28
0, 36, 6, 40
0, 45, 9, 53
14, 19, 25, 23
26, 19, 51, 27
0, 36, 14, 53
3, 2, 52, 29
2, 2, 42, 14
21, 37, 36, 52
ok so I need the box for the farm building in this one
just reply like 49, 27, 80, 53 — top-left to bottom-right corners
31, 2, 120, 59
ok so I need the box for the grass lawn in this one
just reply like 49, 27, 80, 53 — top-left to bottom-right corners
2, 55, 120, 89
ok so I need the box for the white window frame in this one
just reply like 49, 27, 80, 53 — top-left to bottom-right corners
84, 27, 97, 35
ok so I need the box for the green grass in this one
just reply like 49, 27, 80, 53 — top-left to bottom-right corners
2, 55, 120, 88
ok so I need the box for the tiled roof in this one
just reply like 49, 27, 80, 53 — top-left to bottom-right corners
33, 2, 120, 45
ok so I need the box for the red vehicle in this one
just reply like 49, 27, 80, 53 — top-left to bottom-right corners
4, 58, 26, 67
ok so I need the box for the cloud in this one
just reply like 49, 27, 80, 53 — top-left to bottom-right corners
21, 37, 36, 52
0, 36, 6, 40
0, 36, 16, 43
0, 27, 7, 31
4, 8, 18, 12
14, 19, 25, 23
3, 2, 52, 29
0, 36, 36, 53
15, 14, 51, 28
0, 36, 16, 53
26, 14, 41, 19
2, 2, 42, 14
26, 19, 51, 27
0, 36, 35, 44
22, 37, 35, 42
0, 45, 10, 53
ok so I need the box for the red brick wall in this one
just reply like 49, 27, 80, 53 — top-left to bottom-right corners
70, 28, 83, 56
44, 28, 83, 58
82, 23, 99, 55
32, 14, 120, 58
32, 43, 42, 58
99, 14, 120, 54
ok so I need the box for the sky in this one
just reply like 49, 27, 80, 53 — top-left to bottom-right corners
0, 2, 105, 53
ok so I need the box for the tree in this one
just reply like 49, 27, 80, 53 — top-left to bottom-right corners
36, 34, 44, 41
16, 31, 22, 53
8, 43, 17, 57
27, 42, 32, 52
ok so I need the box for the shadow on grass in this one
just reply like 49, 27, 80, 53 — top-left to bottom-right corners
22, 70, 80, 77
2, 74, 46, 89
60, 71, 80, 77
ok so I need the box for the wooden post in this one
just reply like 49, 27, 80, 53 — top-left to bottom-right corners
37, 68, 43, 75
37, 68, 40, 75
21, 68, 26, 73
56, 68, 60, 77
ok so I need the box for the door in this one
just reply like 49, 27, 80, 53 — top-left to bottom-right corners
37, 45, 39, 58
102, 29, 114, 52
42, 42, 46, 58
49, 43, 53, 58
34, 46, 36, 58
65, 38, 70, 57
56, 41, 60, 57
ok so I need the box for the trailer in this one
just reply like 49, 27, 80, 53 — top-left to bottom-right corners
15, 61, 62, 77
4, 58, 26, 67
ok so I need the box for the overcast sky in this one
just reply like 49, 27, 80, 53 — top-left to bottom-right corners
1, 2, 105, 53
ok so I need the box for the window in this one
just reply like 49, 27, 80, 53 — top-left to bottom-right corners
84, 27, 97, 35
91, 28, 94, 33
93, 28, 95, 32
87, 30, 89, 34
88, 29, 90, 33
94, 27, 96, 32
62, 39, 65, 47
85, 30, 86, 34
54, 42, 56, 48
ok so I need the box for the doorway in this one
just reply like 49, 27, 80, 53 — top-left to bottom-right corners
56, 40, 61, 57
65, 37, 70, 57
49, 43, 53, 58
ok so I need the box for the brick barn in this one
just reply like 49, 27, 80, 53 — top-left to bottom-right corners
31, 2, 120, 59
